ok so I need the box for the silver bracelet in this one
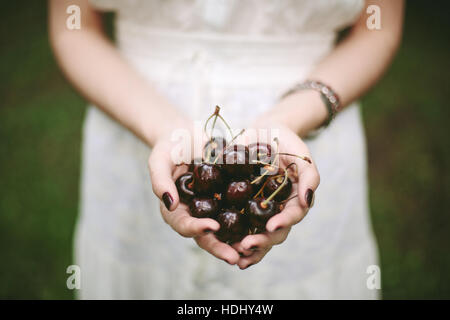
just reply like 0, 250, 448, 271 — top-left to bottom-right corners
281, 80, 341, 127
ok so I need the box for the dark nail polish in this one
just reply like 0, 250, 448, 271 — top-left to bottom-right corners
306, 189, 314, 208
249, 246, 259, 251
239, 252, 244, 257
203, 229, 214, 234
275, 226, 283, 231
162, 192, 173, 210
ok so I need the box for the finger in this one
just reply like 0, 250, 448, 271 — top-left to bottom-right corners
266, 199, 306, 231
240, 229, 289, 251
195, 234, 240, 265
148, 145, 179, 211
232, 242, 253, 257
296, 159, 320, 209
237, 248, 271, 270
161, 203, 220, 237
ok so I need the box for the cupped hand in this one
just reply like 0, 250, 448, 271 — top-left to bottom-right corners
148, 120, 320, 269
232, 122, 320, 269
148, 129, 241, 265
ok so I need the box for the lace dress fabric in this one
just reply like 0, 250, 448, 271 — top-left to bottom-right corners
75, 0, 379, 299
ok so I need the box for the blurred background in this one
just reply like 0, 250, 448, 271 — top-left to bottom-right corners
0, 1, 449, 299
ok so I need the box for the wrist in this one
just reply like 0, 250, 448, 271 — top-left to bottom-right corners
141, 113, 194, 147
257, 90, 328, 137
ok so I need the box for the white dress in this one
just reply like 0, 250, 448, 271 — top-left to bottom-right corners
76, 0, 380, 299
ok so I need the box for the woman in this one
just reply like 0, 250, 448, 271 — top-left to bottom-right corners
49, 0, 403, 299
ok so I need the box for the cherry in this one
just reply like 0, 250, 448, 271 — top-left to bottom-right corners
175, 172, 195, 204
189, 197, 221, 218
204, 137, 227, 160
192, 163, 224, 196
263, 175, 292, 202
215, 209, 249, 244
246, 198, 280, 232
222, 144, 253, 177
225, 179, 253, 209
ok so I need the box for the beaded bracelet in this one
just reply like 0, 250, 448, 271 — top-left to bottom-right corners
281, 80, 341, 127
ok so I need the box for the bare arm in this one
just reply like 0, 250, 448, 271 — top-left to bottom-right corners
48, 0, 189, 147
238, 0, 404, 269
259, 0, 405, 135
49, 0, 230, 262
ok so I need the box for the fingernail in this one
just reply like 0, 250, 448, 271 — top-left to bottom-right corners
162, 192, 173, 210
249, 246, 259, 251
239, 252, 244, 257
275, 226, 283, 231
305, 189, 314, 208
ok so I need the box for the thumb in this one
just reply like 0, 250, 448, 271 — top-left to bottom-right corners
148, 143, 179, 211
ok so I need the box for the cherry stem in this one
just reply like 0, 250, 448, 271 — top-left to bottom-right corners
203, 107, 222, 163
203, 106, 220, 140
210, 114, 218, 140
275, 152, 312, 164
250, 164, 279, 185
281, 193, 298, 204
285, 162, 299, 179
262, 167, 289, 206
253, 178, 271, 199
205, 105, 235, 141
212, 128, 246, 165
252, 172, 283, 199
286, 162, 298, 171
216, 112, 235, 140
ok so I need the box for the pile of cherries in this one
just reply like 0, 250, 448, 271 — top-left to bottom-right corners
175, 107, 310, 244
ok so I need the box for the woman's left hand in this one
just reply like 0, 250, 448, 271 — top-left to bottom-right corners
232, 122, 320, 269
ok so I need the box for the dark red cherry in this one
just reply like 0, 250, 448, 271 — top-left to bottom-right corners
246, 198, 280, 232
222, 144, 253, 177
175, 172, 195, 204
263, 175, 292, 202
192, 163, 224, 195
215, 209, 249, 244
189, 197, 220, 218
203, 137, 227, 159
225, 179, 253, 209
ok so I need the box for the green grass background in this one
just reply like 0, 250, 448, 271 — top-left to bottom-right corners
0, 1, 449, 299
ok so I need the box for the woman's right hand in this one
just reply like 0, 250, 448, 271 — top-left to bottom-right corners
148, 132, 241, 265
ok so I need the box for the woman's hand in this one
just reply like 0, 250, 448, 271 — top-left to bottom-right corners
148, 118, 320, 269
232, 122, 320, 269
148, 129, 241, 265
